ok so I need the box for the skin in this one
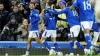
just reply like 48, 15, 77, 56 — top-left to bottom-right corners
13, 6, 19, 13
70, 0, 91, 39
26, 3, 43, 51
40, 2, 57, 48
61, 3, 77, 42
0, 4, 4, 10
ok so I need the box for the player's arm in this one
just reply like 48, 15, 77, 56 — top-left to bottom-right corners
50, 9, 68, 21
44, 13, 49, 26
49, 9, 66, 15
33, 17, 40, 22
30, 14, 40, 25
70, 0, 79, 11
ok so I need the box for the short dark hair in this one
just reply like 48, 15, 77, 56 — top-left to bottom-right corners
30, 2, 35, 5
0, 3, 3, 5
47, 1, 53, 6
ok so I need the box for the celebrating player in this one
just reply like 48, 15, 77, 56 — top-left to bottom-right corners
40, 1, 63, 56
21, 2, 43, 56
49, 1, 86, 56
90, 0, 100, 46
70, 0, 95, 55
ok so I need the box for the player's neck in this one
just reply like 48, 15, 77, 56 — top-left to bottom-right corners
46, 6, 51, 8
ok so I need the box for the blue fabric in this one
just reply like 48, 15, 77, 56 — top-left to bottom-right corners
50, 7, 80, 27
44, 8, 57, 30
54, 42, 60, 52
85, 34, 92, 49
76, 41, 84, 50
73, 0, 94, 21
43, 41, 51, 50
92, 21, 99, 32
70, 42, 74, 53
29, 10, 40, 31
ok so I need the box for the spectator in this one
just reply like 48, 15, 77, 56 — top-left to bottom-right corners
0, 0, 11, 12
17, 19, 29, 41
57, 25, 69, 41
8, 5, 24, 25
18, 3, 30, 19
3, 15, 19, 41
0, 26, 12, 41
0, 3, 9, 33
31, 0, 39, 3
35, 2, 41, 13
10, 0, 19, 6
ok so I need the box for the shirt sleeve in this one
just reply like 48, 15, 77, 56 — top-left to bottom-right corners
50, 8, 67, 15
30, 13, 40, 24
44, 13, 49, 26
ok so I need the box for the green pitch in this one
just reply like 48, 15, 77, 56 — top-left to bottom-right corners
2, 54, 100, 56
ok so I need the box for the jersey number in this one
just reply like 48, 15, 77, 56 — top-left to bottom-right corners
83, 1, 91, 10
72, 10, 78, 16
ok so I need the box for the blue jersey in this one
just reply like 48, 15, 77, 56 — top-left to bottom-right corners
44, 8, 57, 30
51, 7, 80, 27
29, 10, 40, 31
73, 0, 94, 21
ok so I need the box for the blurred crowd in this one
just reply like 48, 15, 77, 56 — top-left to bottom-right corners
0, 0, 100, 41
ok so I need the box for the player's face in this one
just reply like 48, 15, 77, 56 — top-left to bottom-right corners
0, 4, 4, 10
60, 4, 65, 9
29, 3, 35, 10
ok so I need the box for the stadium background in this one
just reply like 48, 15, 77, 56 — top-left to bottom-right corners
0, 0, 100, 56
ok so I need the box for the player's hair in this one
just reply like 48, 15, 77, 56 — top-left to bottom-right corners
30, 2, 35, 5
47, 1, 53, 6
0, 3, 3, 5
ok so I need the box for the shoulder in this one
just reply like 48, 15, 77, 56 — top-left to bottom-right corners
66, 7, 70, 9
31, 10, 38, 14
32, 10, 38, 13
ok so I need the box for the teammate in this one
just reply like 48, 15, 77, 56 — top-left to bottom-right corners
92, 19, 100, 46
49, 1, 86, 56
21, 2, 42, 56
40, 1, 63, 56
90, 0, 100, 46
70, 0, 95, 55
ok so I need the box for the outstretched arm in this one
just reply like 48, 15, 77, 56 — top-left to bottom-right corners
49, 9, 66, 15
